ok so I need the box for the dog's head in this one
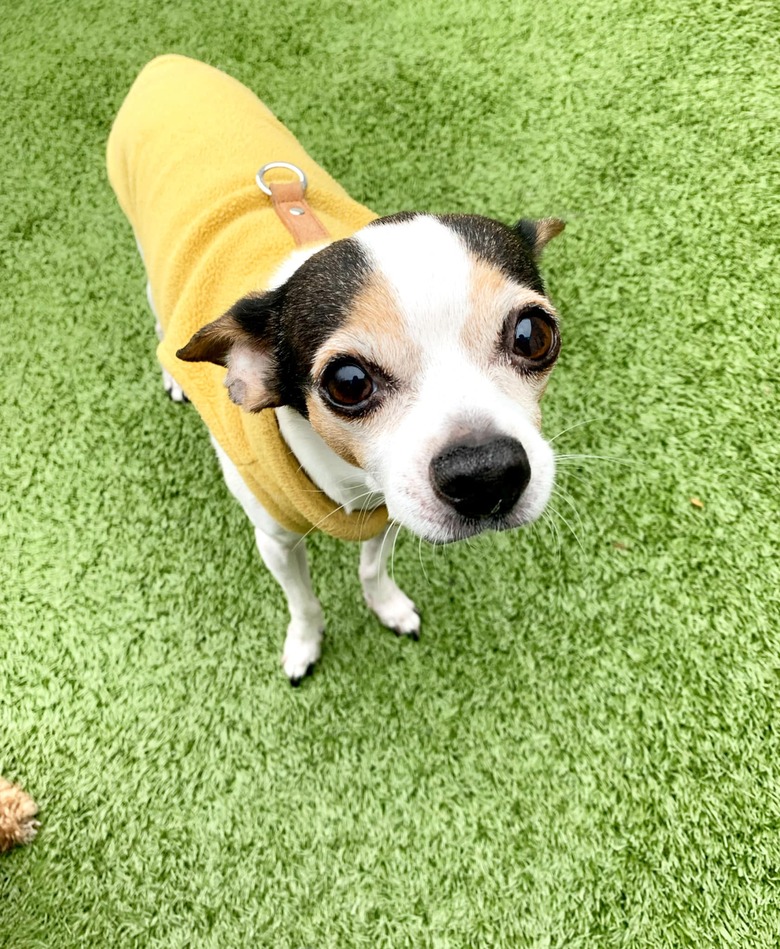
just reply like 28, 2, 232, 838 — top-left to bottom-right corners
178, 212, 564, 543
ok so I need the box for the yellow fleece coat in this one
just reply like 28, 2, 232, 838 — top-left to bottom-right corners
107, 55, 389, 540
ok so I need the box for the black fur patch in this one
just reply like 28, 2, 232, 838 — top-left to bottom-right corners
514, 219, 542, 253
365, 210, 421, 228
180, 239, 375, 415
438, 214, 546, 295
271, 237, 374, 414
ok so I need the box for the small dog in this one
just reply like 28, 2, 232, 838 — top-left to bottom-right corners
108, 56, 565, 684
177, 212, 564, 686
0, 778, 38, 853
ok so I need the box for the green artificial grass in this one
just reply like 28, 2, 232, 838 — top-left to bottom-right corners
2, 0, 780, 945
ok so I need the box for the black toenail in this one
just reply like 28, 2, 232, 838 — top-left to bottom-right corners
393, 628, 420, 640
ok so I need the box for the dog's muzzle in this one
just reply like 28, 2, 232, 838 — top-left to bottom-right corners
430, 435, 531, 520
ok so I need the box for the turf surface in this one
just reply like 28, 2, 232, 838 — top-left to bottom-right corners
2, 0, 780, 945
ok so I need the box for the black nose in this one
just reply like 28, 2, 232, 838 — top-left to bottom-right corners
430, 436, 531, 519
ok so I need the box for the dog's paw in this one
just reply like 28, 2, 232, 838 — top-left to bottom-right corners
365, 587, 421, 639
162, 367, 188, 403
282, 625, 323, 686
0, 779, 40, 853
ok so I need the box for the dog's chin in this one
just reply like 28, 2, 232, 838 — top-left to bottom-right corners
400, 505, 543, 546
424, 517, 511, 546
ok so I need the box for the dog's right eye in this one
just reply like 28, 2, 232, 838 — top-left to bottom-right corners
321, 359, 375, 410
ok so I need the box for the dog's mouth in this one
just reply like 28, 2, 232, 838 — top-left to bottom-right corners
426, 518, 511, 546
403, 503, 542, 546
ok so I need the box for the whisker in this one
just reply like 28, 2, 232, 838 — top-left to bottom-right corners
417, 533, 429, 584
376, 519, 398, 578
547, 501, 585, 552
540, 509, 562, 561
390, 519, 402, 585
555, 467, 592, 488
356, 488, 376, 538
548, 414, 612, 444
300, 473, 382, 494
552, 484, 586, 538
292, 489, 380, 550
555, 453, 637, 467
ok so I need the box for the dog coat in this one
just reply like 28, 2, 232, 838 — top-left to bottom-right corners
107, 55, 389, 540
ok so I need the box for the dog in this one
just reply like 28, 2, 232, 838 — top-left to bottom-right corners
108, 56, 564, 684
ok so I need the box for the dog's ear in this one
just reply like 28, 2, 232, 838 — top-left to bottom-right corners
514, 218, 565, 258
176, 289, 284, 412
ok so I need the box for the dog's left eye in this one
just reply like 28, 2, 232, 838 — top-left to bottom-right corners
508, 306, 559, 369
321, 359, 375, 409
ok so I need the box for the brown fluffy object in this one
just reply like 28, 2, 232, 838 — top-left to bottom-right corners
0, 777, 39, 853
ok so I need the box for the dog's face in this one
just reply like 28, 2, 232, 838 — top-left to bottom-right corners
179, 213, 564, 543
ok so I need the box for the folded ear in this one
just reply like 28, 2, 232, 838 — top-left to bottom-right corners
514, 218, 565, 258
176, 289, 283, 412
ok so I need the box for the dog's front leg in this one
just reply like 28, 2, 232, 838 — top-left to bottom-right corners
254, 526, 324, 685
211, 438, 323, 684
360, 523, 420, 639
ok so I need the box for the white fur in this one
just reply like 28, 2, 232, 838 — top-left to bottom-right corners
275, 406, 384, 513
356, 216, 472, 350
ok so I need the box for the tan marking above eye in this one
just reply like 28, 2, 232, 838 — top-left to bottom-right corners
460, 260, 557, 362
310, 271, 422, 381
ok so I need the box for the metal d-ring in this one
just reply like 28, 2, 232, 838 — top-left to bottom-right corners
255, 161, 308, 196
